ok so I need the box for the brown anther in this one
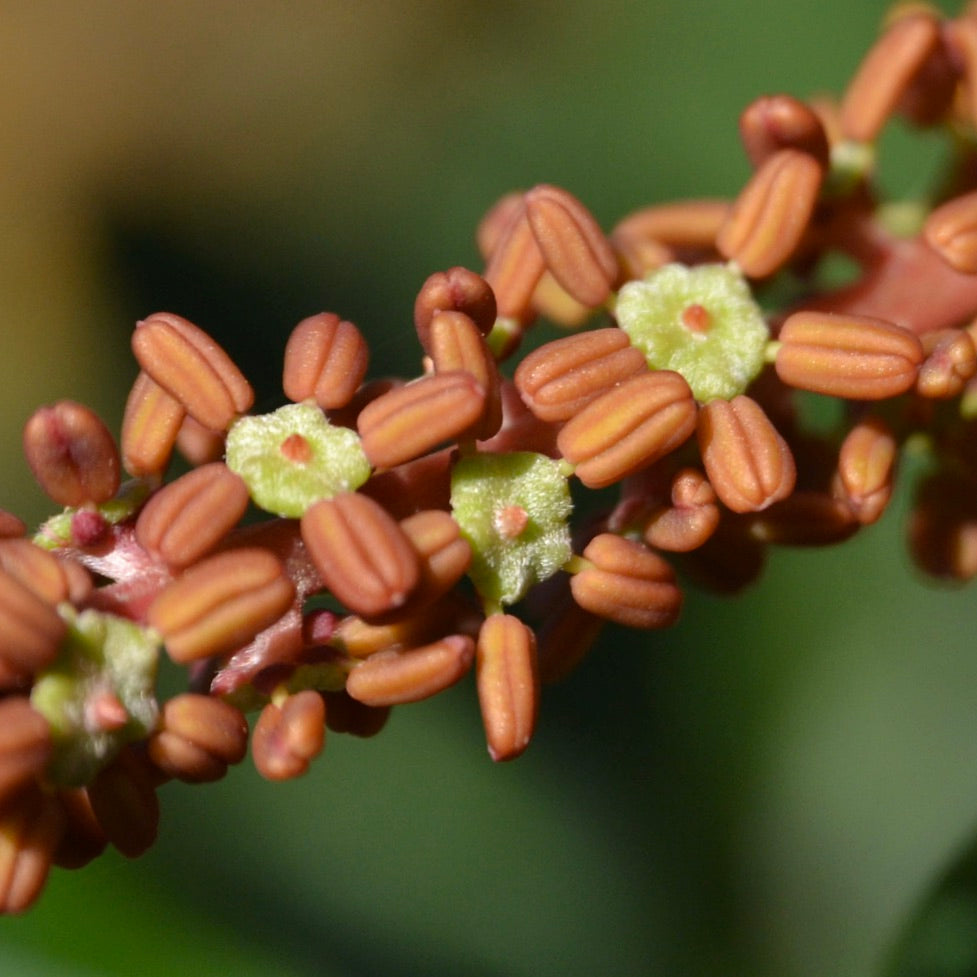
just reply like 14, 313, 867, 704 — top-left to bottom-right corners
85, 748, 159, 858
514, 327, 648, 424
909, 471, 977, 580
0, 538, 91, 606
0, 511, 26, 540
357, 371, 487, 470
833, 416, 898, 525
570, 533, 682, 630
0, 567, 67, 675
477, 191, 523, 260
135, 462, 250, 569
22, 401, 120, 508
924, 191, 977, 274
738, 94, 831, 169
0, 697, 52, 813
0, 787, 65, 914
85, 690, 129, 733
252, 690, 325, 781
131, 312, 254, 432
476, 613, 538, 762
121, 371, 185, 477
947, 15, 977, 130
494, 505, 529, 540
716, 148, 824, 279
414, 267, 498, 349
323, 690, 391, 738
301, 492, 421, 620
147, 694, 248, 783
776, 310, 924, 399
53, 788, 107, 870
839, 11, 942, 141
528, 271, 593, 329
681, 303, 711, 333
524, 184, 618, 307
916, 328, 977, 398
643, 467, 720, 552
148, 548, 295, 664
558, 371, 698, 489
747, 491, 859, 546
427, 309, 503, 440
482, 198, 546, 322
345, 635, 475, 707
398, 510, 472, 610
697, 396, 796, 513
360, 447, 454, 519
535, 592, 605, 684
282, 312, 370, 410
175, 414, 226, 467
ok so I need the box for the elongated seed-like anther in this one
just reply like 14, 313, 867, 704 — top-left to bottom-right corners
558, 371, 697, 489
697, 396, 796, 513
776, 310, 924, 399
747, 491, 858, 546
148, 549, 295, 663
135, 462, 250, 569
0, 698, 51, 812
643, 467, 720, 552
282, 313, 369, 409
252, 690, 325, 781
0, 539, 91, 606
121, 371, 186, 477
476, 613, 538, 762
524, 184, 618, 307
570, 533, 682, 629
0, 569, 67, 675
839, 11, 941, 142
414, 267, 497, 349
86, 749, 158, 858
834, 416, 897, 525
0, 789, 64, 914
514, 328, 649, 423
346, 635, 475, 707
399, 510, 472, 610
716, 148, 823, 278
482, 200, 546, 322
22, 401, 120, 507
131, 312, 254, 432
357, 372, 487, 470
924, 191, 977, 274
301, 492, 421, 620
739, 94, 830, 168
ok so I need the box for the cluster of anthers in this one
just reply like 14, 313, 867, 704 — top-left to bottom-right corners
4, 2, 977, 914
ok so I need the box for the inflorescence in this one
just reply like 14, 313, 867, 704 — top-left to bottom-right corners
4, 2, 977, 914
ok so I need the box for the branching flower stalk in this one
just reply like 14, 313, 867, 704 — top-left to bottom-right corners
3, 1, 977, 914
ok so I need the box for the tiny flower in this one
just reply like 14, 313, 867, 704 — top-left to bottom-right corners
614, 262, 769, 402
225, 402, 371, 518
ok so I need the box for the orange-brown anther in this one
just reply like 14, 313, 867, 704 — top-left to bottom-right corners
514, 328, 649, 423
697, 396, 796, 513
323, 691, 391, 738
916, 328, 977, 398
558, 371, 698, 489
924, 191, 977, 274
0, 511, 26, 540
131, 312, 254, 433
739, 94, 831, 168
282, 312, 370, 410
345, 635, 475, 707
0, 539, 91, 606
476, 613, 538, 762
85, 748, 159, 858
53, 787, 107, 870
0, 697, 51, 812
121, 371, 186, 478
570, 533, 682, 630
22, 401, 120, 508
398, 510, 472, 610
834, 416, 898, 525
357, 371, 487, 470
414, 267, 497, 349
747, 491, 859, 546
251, 690, 325, 781
147, 694, 248, 783
909, 471, 977, 580
840, 11, 942, 141
0, 788, 65, 914
175, 415, 226, 467
427, 310, 503, 440
0, 568, 67, 675
148, 549, 295, 664
301, 492, 420, 620
776, 310, 924, 399
716, 148, 824, 279
535, 594, 604, 685
135, 462, 250, 569
477, 191, 523, 260
643, 467, 721, 552
524, 184, 618, 308
482, 198, 546, 322
947, 15, 977, 129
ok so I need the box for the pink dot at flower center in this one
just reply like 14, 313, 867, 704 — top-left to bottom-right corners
280, 433, 312, 464
494, 505, 529, 539
681, 303, 711, 332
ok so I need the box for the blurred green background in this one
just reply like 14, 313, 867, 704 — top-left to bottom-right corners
2, 1, 977, 974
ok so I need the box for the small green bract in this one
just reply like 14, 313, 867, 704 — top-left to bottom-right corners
225, 402, 371, 517
451, 451, 572, 610
31, 607, 160, 786
614, 262, 769, 402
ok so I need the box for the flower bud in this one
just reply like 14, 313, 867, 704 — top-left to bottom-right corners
252, 690, 325, 781
476, 614, 538, 762
301, 492, 420, 620
697, 396, 796, 513
776, 311, 923, 399
149, 549, 295, 663
833, 416, 897, 524
120, 371, 185, 478
414, 267, 497, 349
558, 371, 697, 489
131, 312, 254, 432
22, 401, 120, 507
738, 94, 830, 168
135, 462, 250, 569
346, 635, 475, 707
570, 533, 682, 629
282, 313, 369, 409
514, 328, 648, 423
